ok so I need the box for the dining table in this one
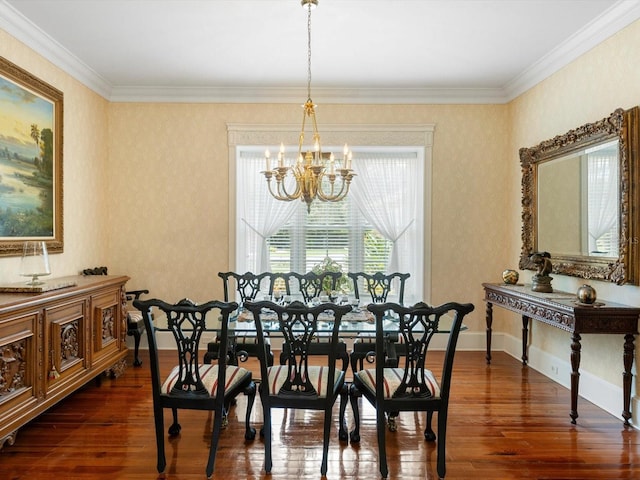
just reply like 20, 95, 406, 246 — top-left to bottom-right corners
152, 301, 462, 366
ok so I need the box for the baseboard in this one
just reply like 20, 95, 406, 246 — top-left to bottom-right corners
497, 332, 637, 429
129, 329, 638, 428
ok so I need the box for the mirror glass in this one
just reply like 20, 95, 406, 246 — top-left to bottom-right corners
519, 107, 640, 285
537, 139, 619, 257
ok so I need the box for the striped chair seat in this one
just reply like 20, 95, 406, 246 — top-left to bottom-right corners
162, 364, 252, 397
355, 367, 440, 399
265, 364, 345, 398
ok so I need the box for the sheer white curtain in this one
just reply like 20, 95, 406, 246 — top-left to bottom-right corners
350, 152, 418, 274
237, 151, 299, 272
587, 152, 619, 254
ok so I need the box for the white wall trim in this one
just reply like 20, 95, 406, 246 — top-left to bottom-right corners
499, 332, 638, 428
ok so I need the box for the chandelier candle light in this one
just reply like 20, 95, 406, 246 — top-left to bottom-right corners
262, 0, 355, 213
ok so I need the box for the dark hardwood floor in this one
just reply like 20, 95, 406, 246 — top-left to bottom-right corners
1, 350, 639, 479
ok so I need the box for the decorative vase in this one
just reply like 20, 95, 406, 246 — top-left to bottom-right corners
502, 269, 519, 285
577, 284, 597, 304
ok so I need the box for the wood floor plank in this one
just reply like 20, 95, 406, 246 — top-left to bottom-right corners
1, 350, 638, 479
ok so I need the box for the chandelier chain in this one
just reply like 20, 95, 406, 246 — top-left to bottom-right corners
307, 4, 312, 101
260, 0, 355, 213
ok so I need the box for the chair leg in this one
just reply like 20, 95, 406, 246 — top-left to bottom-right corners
425, 410, 436, 441
154, 406, 167, 475
128, 329, 143, 367
244, 382, 257, 440
349, 384, 361, 443
349, 352, 359, 376
338, 383, 348, 441
321, 406, 332, 476
263, 401, 273, 473
437, 408, 448, 479
168, 407, 181, 436
377, 408, 389, 478
206, 402, 225, 478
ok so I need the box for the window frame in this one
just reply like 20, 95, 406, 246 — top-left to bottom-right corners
227, 123, 434, 303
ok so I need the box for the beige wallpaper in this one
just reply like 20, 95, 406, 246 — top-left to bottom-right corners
0, 30, 110, 284
107, 103, 509, 321
509, 19, 640, 385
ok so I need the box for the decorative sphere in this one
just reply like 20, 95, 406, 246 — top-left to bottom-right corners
502, 269, 519, 285
577, 284, 597, 304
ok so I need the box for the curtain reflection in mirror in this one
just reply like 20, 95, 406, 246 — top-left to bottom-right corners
586, 140, 619, 257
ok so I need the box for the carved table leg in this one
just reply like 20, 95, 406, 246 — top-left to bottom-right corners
570, 332, 582, 424
622, 333, 635, 426
485, 302, 493, 364
521, 315, 530, 365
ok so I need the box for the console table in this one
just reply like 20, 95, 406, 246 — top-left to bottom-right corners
482, 282, 640, 425
0, 275, 129, 450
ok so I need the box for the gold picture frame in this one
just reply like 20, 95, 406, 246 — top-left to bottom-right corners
0, 56, 63, 256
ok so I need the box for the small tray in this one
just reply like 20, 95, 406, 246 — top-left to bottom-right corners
0, 280, 77, 293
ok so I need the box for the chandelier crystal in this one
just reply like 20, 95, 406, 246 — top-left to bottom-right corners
262, 0, 355, 213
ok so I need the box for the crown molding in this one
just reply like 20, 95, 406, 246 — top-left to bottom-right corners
0, 0, 112, 98
1, 0, 639, 104
504, 0, 640, 101
108, 85, 508, 104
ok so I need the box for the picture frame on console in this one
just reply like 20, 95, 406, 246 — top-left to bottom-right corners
0, 56, 63, 257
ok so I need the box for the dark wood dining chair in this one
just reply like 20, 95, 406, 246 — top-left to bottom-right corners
279, 271, 348, 365
349, 301, 474, 479
244, 299, 352, 476
203, 271, 275, 366
286, 271, 342, 302
133, 297, 256, 479
348, 271, 410, 304
348, 272, 411, 373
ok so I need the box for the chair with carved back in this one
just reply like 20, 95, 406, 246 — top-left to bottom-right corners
286, 271, 342, 303
348, 272, 411, 373
203, 271, 276, 366
81, 266, 147, 367
133, 297, 256, 479
278, 271, 347, 365
244, 299, 352, 475
349, 301, 474, 479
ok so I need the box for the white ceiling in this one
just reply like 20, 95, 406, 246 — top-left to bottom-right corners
1, 0, 640, 103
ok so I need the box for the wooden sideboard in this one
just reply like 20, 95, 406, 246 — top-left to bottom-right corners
0, 275, 129, 450
483, 282, 640, 425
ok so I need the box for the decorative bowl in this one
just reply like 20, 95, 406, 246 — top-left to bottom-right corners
502, 269, 519, 285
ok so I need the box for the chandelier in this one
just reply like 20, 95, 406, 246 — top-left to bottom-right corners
262, 0, 355, 213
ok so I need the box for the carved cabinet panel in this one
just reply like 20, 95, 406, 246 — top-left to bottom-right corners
45, 299, 86, 394
90, 289, 122, 365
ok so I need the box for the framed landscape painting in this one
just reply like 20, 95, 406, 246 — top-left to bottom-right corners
0, 57, 63, 256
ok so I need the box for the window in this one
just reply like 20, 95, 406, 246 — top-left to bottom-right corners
269, 197, 392, 274
235, 147, 423, 304
228, 123, 434, 305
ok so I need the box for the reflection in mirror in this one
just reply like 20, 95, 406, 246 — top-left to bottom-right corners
520, 107, 640, 285
537, 140, 619, 258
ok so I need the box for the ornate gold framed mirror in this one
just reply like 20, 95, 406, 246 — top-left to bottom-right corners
519, 106, 640, 285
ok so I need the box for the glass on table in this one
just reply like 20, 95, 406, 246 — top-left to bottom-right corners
349, 296, 361, 312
